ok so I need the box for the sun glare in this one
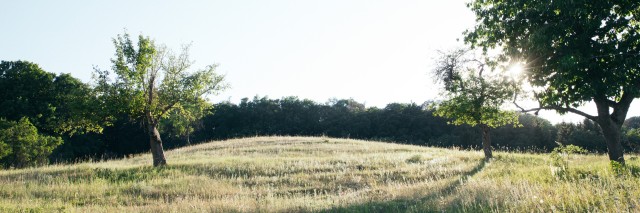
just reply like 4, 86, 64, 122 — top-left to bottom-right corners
507, 63, 524, 77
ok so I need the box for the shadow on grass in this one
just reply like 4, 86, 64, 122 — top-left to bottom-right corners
321, 159, 488, 213
0, 165, 170, 184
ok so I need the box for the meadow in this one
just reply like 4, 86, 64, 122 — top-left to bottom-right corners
1, 136, 639, 212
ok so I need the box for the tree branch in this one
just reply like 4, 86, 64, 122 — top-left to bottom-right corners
610, 90, 636, 124
512, 92, 597, 121
606, 99, 619, 108
514, 102, 598, 121
156, 100, 180, 121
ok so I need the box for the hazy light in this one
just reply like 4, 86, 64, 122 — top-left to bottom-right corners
507, 63, 524, 77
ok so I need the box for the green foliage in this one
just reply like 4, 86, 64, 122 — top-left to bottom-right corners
610, 160, 640, 176
0, 61, 103, 135
554, 120, 609, 152
195, 97, 564, 152
464, 0, 640, 164
610, 160, 626, 175
0, 60, 56, 130
553, 144, 588, 155
160, 99, 212, 145
624, 116, 640, 129
623, 117, 640, 151
465, 1, 640, 107
625, 128, 640, 151
49, 74, 105, 135
94, 32, 228, 165
433, 97, 519, 128
0, 60, 110, 165
549, 144, 587, 178
430, 49, 519, 129
0, 117, 63, 168
95, 32, 228, 131
0, 120, 10, 160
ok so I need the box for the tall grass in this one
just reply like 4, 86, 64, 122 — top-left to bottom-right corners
0, 136, 638, 212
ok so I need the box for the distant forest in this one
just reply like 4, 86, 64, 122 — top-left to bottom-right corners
67, 96, 640, 162
1, 61, 640, 165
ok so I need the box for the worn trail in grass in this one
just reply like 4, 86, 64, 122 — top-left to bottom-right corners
1, 136, 639, 212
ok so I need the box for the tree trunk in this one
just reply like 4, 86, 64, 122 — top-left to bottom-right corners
598, 118, 625, 164
594, 98, 628, 164
481, 124, 493, 160
147, 123, 167, 167
185, 133, 191, 145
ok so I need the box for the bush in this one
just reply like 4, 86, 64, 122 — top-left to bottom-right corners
0, 117, 63, 168
549, 144, 588, 178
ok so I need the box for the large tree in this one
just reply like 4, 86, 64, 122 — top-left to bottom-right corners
431, 49, 519, 159
95, 33, 227, 166
0, 61, 102, 135
465, 0, 640, 163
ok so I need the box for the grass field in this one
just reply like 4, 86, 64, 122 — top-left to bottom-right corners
1, 136, 639, 212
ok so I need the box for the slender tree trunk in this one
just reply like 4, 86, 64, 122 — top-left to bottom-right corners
185, 133, 191, 145
146, 109, 167, 167
148, 123, 167, 166
481, 124, 493, 160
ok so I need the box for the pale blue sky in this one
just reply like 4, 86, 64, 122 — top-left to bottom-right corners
1, 0, 637, 123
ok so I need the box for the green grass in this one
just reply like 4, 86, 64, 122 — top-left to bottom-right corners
1, 136, 639, 212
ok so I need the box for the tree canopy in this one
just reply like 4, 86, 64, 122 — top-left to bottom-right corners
464, 0, 640, 163
0, 61, 102, 135
431, 49, 519, 159
94, 32, 228, 166
466, 1, 640, 109
0, 117, 63, 168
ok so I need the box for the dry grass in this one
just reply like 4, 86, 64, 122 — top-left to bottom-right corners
0, 136, 639, 212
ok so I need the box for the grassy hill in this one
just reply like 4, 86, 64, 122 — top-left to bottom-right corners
1, 136, 639, 212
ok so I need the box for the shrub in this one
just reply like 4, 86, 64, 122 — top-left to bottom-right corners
0, 117, 63, 168
549, 144, 587, 178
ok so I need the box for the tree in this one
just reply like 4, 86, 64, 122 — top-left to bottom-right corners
0, 61, 55, 129
0, 117, 63, 168
0, 61, 102, 135
0, 120, 10, 161
492, 114, 556, 151
624, 116, 640, 130
160, 98, 212, 146
95, 33, 227, 166
623, 116, 640, 152
465, 1, 640, 163
0, 61, 105, 164
431, 49, 519, 159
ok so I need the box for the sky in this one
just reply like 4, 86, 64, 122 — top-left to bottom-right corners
1, 0, 638, 124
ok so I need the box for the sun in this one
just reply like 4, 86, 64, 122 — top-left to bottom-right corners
507, 63, 524, 77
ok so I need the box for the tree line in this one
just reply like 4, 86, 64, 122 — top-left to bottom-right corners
5, 61, 640, 170
1, 63, 638, 167
192, 96, 640, 153
1, 59, 640, 168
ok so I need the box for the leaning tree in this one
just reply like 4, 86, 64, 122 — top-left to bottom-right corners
465, 0, 640, 164
431, 48, 519, 160
95, 33, 227, 166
